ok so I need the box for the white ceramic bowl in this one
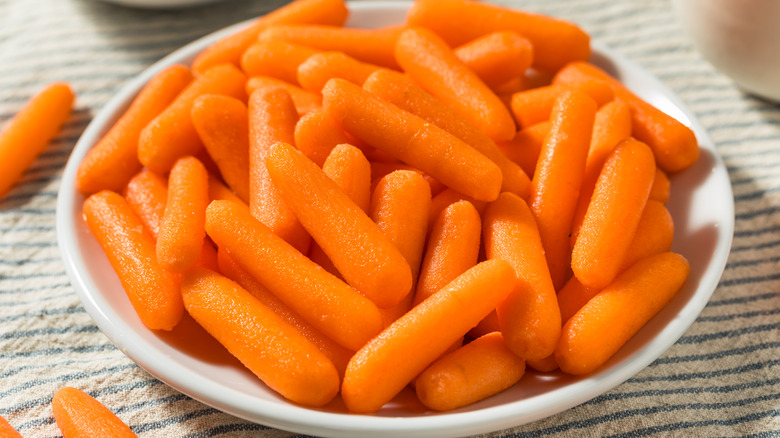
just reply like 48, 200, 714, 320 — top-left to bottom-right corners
57, 2, 735, 437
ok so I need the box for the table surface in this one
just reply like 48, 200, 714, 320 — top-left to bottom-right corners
1, 0, 779, 436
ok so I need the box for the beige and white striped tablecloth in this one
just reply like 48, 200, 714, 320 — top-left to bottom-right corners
1, 0, 779, 436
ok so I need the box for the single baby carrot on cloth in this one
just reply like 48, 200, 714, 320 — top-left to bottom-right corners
571, 138, 656, 290
293, 110, 352, 166
297, 52, 386, 93
484, 192, 561, 360
181, 268, 340, 406
509, 81, 614, 128
415, 332, 526, 411
124, 169, 168, 239
405, 0, 590, 72
191, 0, 348, 74
363, 69, 530, 198
555, 252, 690, 375
205, 200, 382, 351
453, 31, 534, 89
0, 82, 73, 199
414, 200, 481, 306
248, 86, 311, 254
265, 142, 413, 309
52, 387, 136, 438
77, 65, 192, 195
246, 76, 322, 116
259, 24, 405, 70
241, 40, 320, 85
156, 156, 209, 274
0, 415, 22, 438
553, 61, 699, 173
341, 259, 517, 413
496, 121, 550, 178
83, 191, 182, 331
530, 90, 597, 290
322, 78, 502, 202
395, 27, 516, 142
138, 63, 247, 174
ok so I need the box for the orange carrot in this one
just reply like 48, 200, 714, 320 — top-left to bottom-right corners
395, 27, 516, 142
530, 90, 596, 290
191, 94, 251, 203
363, 69, 530, 198
205, 200, 382, 351
555, 252, 690, 375
138, 64, 247, 174
484, 192, 561, 360
156, 156, 209, 273
556, 276, 599, 324
298, 52, 386, 93
259, 24, 404, 70
406, 0, 590, 72
52, 387, 136, 438
649, 167, 671, 204
415, 200, 481, 306
415, 332, 526, 411
453, 31, 533, 89
342, 259, 517, 413
246, 76, 322, 116
191, 0, 348, 74
468, 310, 500, 339
0, 82, 73, 199
181, 268, 340, 406
322, 143, 372, 212
217, 249, 353, 376
208, 173, 249, 208
248, 86, 311, 254
509, 80, 614, 128
241, 40, 320, 85
620, 199, 674, 271
322, 78, 502, 202
526, 354, 559, 373
77, 66, 191, 195
123, 169, 168, 239
496, 121, 550, 178
553, 62, 699, 173
265, 142, 412, 309
83, 191, 182, 331
427, 188, 487, 231
293, 110, 352, 166
571, 138, 656, 290
0, 415, 22, 438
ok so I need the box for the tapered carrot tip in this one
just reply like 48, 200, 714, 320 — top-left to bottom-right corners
52, 387, 137, 438
0, 415, 22, 438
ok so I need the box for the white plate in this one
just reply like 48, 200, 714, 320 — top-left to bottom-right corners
56, 2, 735, 437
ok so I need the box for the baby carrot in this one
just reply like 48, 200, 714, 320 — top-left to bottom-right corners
322, 143, 372, 212
649, 167, 671, 204
217, 249, 353, 376
553, 62, 699, 173
77, 65, 191, 195
415, 332, 526, 411
246, 76, 322, 116
427, 188, 487, 232
406, 0, 590, 72
322, 78, 502, 202
181, 268, 340, 406
0, 415, 22, 438
483, 192, 561, 360
526, 354, 559, 373
572, 138, 656, 290
205, 200, 382, 351
138, 64, 247, 174
453, 31, 534, 89
496, 121, 550, 178
83, 191, 182, 331
293, 110, 352, 166
395, 27, 516, 142
469, 310, 501, 339
52, 387, 136, 438
342, 259, 516, 413
297, 52, 386, 93
530, 90, 596, 290
191, 94, 251, 203
0, 82, 73, 199
414, 200, 481, 306
191, 0, 348, 74
509, 80, 614, 128
241, 40, 319, 85
248, 86, 311, 254
555, 252, 690, 375
362, 69, 530, 198
156, 156, 209, 273
208, 174, 249, 207
123, 169, 168, 239
259, 24, 405, 70
265, 142, 412, 309
620, 199, 674, 271
556, 276, 599, 324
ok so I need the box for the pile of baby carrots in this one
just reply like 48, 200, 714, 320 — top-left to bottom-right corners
71, 0, 701, 416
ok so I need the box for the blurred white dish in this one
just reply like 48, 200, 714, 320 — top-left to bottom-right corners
57, 2, 734, 437
96, 0, 227, 9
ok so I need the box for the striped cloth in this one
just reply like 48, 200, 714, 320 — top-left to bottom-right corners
1, 0, 779, 436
